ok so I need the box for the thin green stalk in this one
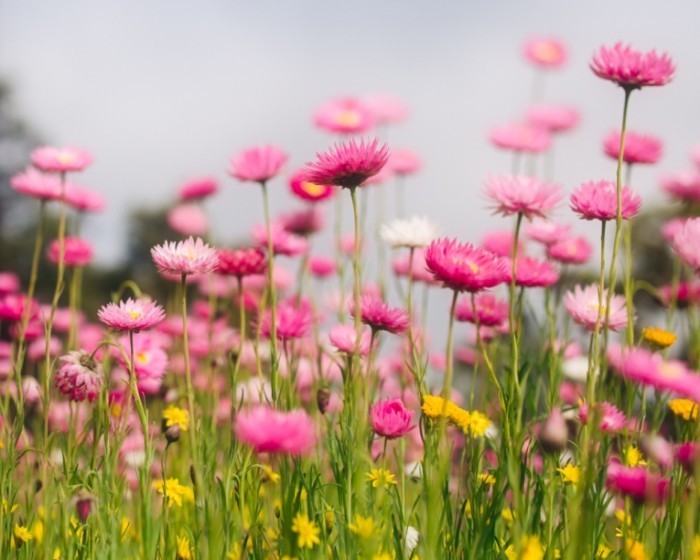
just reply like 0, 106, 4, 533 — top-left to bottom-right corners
260, 181, 280, 404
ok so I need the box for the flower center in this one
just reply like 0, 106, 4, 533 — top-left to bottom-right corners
659, 363, 682, 379
534, 43, 559, 62
336, 110, 361, 128
129, 310, 142, 320
301, 181, 325, 197
57, 151, 76, 164
135, 352, 148, 365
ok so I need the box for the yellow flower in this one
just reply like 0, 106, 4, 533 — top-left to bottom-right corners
501, 508, 515, 525
693, 535, 700, 559
596, 543, 612, 559
466, 410, 491, 437
226, 543, 241, 560
624, 445, 648, 467
348, 514, 376, 539
3, 499, 18, 514
366, 467, 397, 488
120, 517, 136, 542
421, 395, 452, 418
162, 405, 190, 431
32, 519, 44, 542
262, 464, 281, 484
14, 524, 33, 544
291, 512, 320, 549
153, 478, 195, 507
625, 539, 647, 560
53, 548, 61, 559
505, 536, 544, 560
669, 398, 699, 421
557, 464, 580, 486
478, 473, 496, 486
373, 553, 393, 560
641, 326, 676, 350
450, 407, 471, 431
176, 534, 193, 560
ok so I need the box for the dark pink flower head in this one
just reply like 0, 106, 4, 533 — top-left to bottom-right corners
288, 171, 335, 203
47, 237, 93, 267
390, 149, 422, 176
328, 324, 371, 357
675, 442, 700, 474
526, 219, 571, 246
590, 43, 674, 89
363, 93, 408, 125
570, 180, 642, 221
252, 222, 309, 257
309, 256, 336, 279
167, 204, 208, 236
300, 137, 390, 189
656, 281, 700, 309
523, 37, 567, 69
228, 145, 288, 183
217, 247, 266, 278
370, 398, 414, 439
489, 123, 551, 154
426, 238, 508, 293
97, 298, 166, 332
279, 207, 325, 237
0, 272, 20, 295
455, 293, 508, 327
485, 174, 561, 219
660, 171, 700, 203
151, 237, 219, 277
313, 97, 375, 135
504, 256, 559, 288
603, 130, 663, 165
526, 104, 580, 133
10, 167, 62, 200
234, 406, 316, 455
353, 295, 410, 335
606, 463, 670, 504
55, 350, 103, 403
259, 300, 312, 341
672, 217, 700, 272
547, 236, 593, 265
0, 294, 38, 322
564, 284, 628, 332
179, 177, 219, 201
578, 401, 626, 433
31, 146, 93, 173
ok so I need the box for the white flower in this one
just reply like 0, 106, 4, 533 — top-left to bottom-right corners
561, 356, 591, 383
380, 216, 438, 248
405, 526, 420, 556
405, 461, 423, 479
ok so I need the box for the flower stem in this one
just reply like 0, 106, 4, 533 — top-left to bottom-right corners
441, 290, 459, 405
260, 181, 280, 405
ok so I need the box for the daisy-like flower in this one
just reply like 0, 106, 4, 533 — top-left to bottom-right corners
590, 43, 674, 89
578, 401, 627, 433
97, 298, 166, 332
234, 406, 316, 455
288, 171, 335, 203
526, 219, 571, 246
328, 324, 371, 357
523, 37, 567, 68
489, 123, 551, 154
228, 145, 288, 183
503, 256, 559, 288
455, 293, 508, 327
564, 284, 629, 332
31, 146, 93, 173
353, 295, 409, 334
47, 237, 93, 267
217, 247, 266, 278
64, 184, 106, 213
167, 204, 208, 237
485, 174, 561, 219
10, 167, 62, 200
278, 207, 325, 237
526, 104, 579, 133
547, 236, 593, 265
425, 238, 508, 293
162, 404, 190, 432
392, 248, 437, 284
251, 221, 309, 257
176, 535, 193, 560
366, 467, 397, 488
660, 171, 700, 203
313, 96, 375, 135
13, 524, 33, 545
54, 350, 103, 403
570, 180, 642, 221
603, 130, 663, 165
259, 300, 312, 341
152, 478, 195, 507
178, 176, 218, 201
291, 512, 321, 549
606, 463, 669, 504
300, 137, 389, 189
151, 237, 219, 277
668, 398, 698, 421
641, 326, 676, 350
671, 217, 700, 271
348, 514, 376, 539
380, 216, 438, 249
557, 464, 581, 485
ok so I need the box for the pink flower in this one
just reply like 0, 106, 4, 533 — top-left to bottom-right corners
47, 237, 93, 267
55, 350, 103, 402
675, 442, 700, 474
392, 249, 436, 284
480, 230, 524, 258
313, 97, 374, 135
64, 185, 106, 213
564, 284, 628, 332
390, 149, 422, 176
606, 463, 670, 503
489, 123, 551, 154
485, 174, 561, 219
309, 256, 336, 278
328, 324, 371, 357
234, 406, 316, 455
31, 146, 93, 173
251, 222, 309, 257
425, 238, 508, 293
300, 137, 390, 189
590, 43, 674, 89
603, 130, 662, 165
117, 334, 168, 395
660, 171, 700, 203
228, 145, 288, 183
526, 104, 579, 133
671, 217, 700, 271
661, 217, 687, 243
504, 256, 559, 288
578, 401, 626, 433
279, 207, 325, 237
363, 93, 408, 125
217, 248, 266, 277
656, 281, 700, 308
526, 219, 571, 245
178, 177, 219, 201
354, 295, 410, 335
97, 298, 165, 332
0, 273, 20, 295
0, 294, 37, 322
288, 171, 335, 203
10, 167, 62, 200
259, 301, 312, 341
523, 37, 567, 69
151, 237, 218, 277
455, 293, 508, 327
370, 398, 414, 439
547, 236, 593, 265
167, 204, 208, 236
570, 180, 642, 221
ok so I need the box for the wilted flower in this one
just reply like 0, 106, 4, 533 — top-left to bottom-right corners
55, 350, 103, 402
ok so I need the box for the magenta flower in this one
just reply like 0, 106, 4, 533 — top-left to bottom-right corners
504, 256, 559, 288
353, 295, 410, 335
389, 149, 422, 176
591, 43, 674, 89
455, 293, 508, 327
251, 222, 309, 257
178, 177, 219, 201
606, 463, 670, 504
10, 167, 62, 200
564, 284, 628, 332
55, 350, 103, 402
64, 185, 106, 213
526, 104, 579, 133
279, 207, 325, 237
97, 298, 165, 332
167, 204, 208, 237
489, 123, 551, 154
675, 442, 700, 474
656, 281, 700, 309
259, 301, 312, 341
603, 130, 663, 165
526, 219, 571, 246
47, 237, 93, 267
660, 171, 700, 203
0, 294, 38, 322
300, 137, 390, 189
328, 324, 371, 357
579, 401, 626, 433
523, 37, 567, 69
480, 230, 524, 258
370, 398, 414, 439
425, 238, 508, 293
31, 146, 93, 173
288, 171, 335, 203
217, 247, 267, 278
228, 145, 288, 183
309, 256, 336, 278
671, 217, 700, 271
485, 174, 561, 219
313, 97, 375, 135
546, 236, 593, 265
234, 406, 316, 455
570, 180, 642, 221
151, 237, 218, 277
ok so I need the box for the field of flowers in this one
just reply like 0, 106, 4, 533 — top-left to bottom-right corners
1, 37, 699, 559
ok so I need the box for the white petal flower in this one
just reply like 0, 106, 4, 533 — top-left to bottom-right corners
380, 216, 438, 248
405, 526, 420, 556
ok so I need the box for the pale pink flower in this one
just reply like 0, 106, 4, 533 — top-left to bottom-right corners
564, 284, 628, 332
523, 37, 567, 69
547, 236, 593, 265
0, 272, 20, 295
606, 462, 669, 503
425, 238, 507, 293
455, 293, 508, 327
660, 171, 700, 203
178, 177, 219, 201
64, 185, 106, 212
288, 171, 335, 203
504, 256, 559, 288
259, 301, 312, 341
10, 167, 62, 200
151, 237, 218, 277
313, 97, 375, 135
526, 219, 571, 245
363, 93, 408, 125
167, 204, 208, 236
570, 180, 641, 221
578, 401, 626, 433
251, 222, 309, 257
354, 295, 410, 335
671, 217, 700, 271
328, 324, 371, 357
485, 174, 561, 219
301, 137, 390, 189
390, 149, 422, 176
480, 230, 524, 258
28, 336, 61, 361
47, 237, 93, 267
661, 217, 687, 243
603, 130, 662, 165
22, 377, 41, 405
370, 398, 414, 439
228, 145, 288, 183
234, 406, 316, 455
97, 298, 165, 332
489, 123, 551, 154
55, 350, 103, 402
217, 247, 266, 277
31, 146, 93, 173
590, 43, 674, 89
526, 104, 579, 133
115, 334, 168, 396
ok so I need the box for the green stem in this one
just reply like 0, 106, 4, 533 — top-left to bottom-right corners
260, 181, 280, 404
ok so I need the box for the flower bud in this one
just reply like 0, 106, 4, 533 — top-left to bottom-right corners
316, 386, 331, 415
164, 424, 181, 444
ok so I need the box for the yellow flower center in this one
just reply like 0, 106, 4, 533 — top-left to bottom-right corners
301, 181, 326, 197
533, 42, 560, 62
129, 310, 141, 320
336, 110, 361, 127
57, 151, 76, 165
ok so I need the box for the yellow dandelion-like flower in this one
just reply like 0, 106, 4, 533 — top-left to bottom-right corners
226, 543, 242, 560
641, 326, 676, 350
53, 548, 61, 559
501, 508, 515, 525
176, 534, 193, 560
421, 395, 453, 418
557, 464, 580, 486
625, 539, 647, 560
291, 512, 320, 549
669, 398, 699, 421
624, 445, 648, 467
14, 524, 33, 544
450, 407, 471, 431
692, 535, 700, 559
366, 468, 397, 488
466, 410, 491, 437
478, 473, 496, 486
162, 405, 190, 431
261, 464, 281, 484
348, 514, 376, 539
32, 519, 44, 542
504, 536, 544, 560
596, 543, 612, 559
153, 478, 195, 508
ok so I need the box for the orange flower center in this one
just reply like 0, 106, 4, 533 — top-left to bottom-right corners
533, 43, 560, 62
336, 110, 361, 128
301, 181, 326, 197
